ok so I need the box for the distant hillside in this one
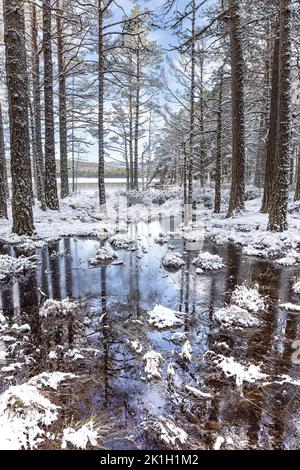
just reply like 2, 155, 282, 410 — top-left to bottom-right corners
6, 160, 126, 178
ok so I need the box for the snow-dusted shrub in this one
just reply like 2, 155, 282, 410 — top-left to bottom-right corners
39, 298, 79, 318
0, 255, 37, 282
148, 304, 183, 329
192, 252, 224, 271
214, 305, 261, 328
231, 284, 265, 313
162, 252, 185, 270
143, 351, 163, 380
88, 246, 117, 265
108, 235, 133, 250
154, 232, 169, 244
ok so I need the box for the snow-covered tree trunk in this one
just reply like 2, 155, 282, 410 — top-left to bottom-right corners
198, 41, 205, 187
30, 3, 46, 211
133, 47, 141, 190
295, 146, 300, 201
268, 0, 291, 232
254, 112, 266, 188
43, 0, 59, 210
56, 0, 69, 199
187, 0, 196, 206
227, 0, 245, 217
261, 35, 279, 213
98, 0, 106, 208
129, 63, 134, 190
4, 0, 34, 234
0, 101, 8, 219
214, 70, 223, 214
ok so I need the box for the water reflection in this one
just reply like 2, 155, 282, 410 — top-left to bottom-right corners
0, 215, 300, 449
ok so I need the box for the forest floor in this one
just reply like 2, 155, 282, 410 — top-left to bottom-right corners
1, 186, 300, 450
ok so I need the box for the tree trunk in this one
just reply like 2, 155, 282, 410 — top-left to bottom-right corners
129, 75, 134, 190
268, 0, 291, 232
133, 48, 141, 190
199, 40, 205, 187
227, 0, 245, 217
98, 1, 106, 208
43, 0, 59, 210
254, 112, 266, 188
214, 70, 223, 214
187, 0, 196, 207
56, 0, 69, 198
261, 35, 280, 212
295, 146, 300, 200
4, 0, 34, 235
0, 102, 8, 219
30, 3, 46, 210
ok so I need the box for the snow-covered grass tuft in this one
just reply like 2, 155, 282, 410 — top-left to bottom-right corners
142, 416, 188, 448
143, 350, 163, 380
213, 354, 267, 388
0, 371, 75, 449
148, 305, 183, 329
28, 372, 76, 390
108, 235, 133, 250
292, 280, 300, 294
162, 252, 185, 270
214, 305, 261, 328
39, 298, 79, 318
61, 420, 99, 449
88, 246, 117, 265
180, 340, 192, 362
231, 284, 265, 313
0, 255, 37, 282
192, 252, 224, 271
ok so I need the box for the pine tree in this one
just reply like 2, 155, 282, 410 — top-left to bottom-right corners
43, 0, 59, 210
56, 0, 69, 198
0, 101, 8, 219
3, 0, 34, 235
30, 2, 46, 210
268, 0, 291, 232
227, 0, 245, 217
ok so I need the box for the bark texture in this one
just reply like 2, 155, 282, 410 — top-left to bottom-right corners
268, 0, 291, 232
43, 0, 59, 210
227, 0, 245, 217
4, 0, 34, 234
0, 102, 8, 219
56, 0, 69, 198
